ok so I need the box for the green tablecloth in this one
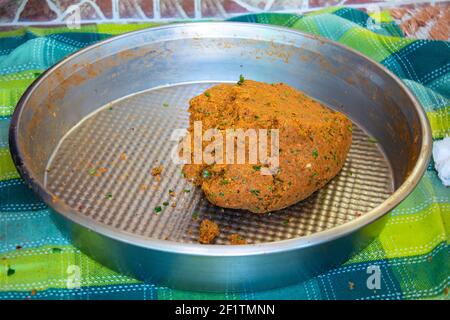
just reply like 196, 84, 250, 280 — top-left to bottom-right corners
0, 7, 448, 299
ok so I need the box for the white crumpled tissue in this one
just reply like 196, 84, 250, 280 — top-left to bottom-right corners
432, 136, 450, 187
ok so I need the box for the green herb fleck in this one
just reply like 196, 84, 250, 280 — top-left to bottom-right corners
183, 189, 191, 193
192, 212, 199, 219
250, 189, 260, 196
7, 267, 15, 276
367, 137, 378, 144
202, 169, 211, 179
347, 125, 353, 133
105, 193, 113, 199
253, 165, 261, 171
204, 92, 210, 97
88, 168, 97, 176
163, 102, 169, 108
51, 248, 62, 253
220, 179, 229, 185
162, 201, 169, 206
154, 206, 162, 213
312, 149, 318, 159
219, 192, 225, 197
237, 74, 245, 85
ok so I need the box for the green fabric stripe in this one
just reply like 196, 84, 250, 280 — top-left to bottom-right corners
339, 28, 414, 62
0, 23, 161, 39
0, 147, 19, 181
0, 245, 138, 291
427, 106, 450, 139
306, 6, 341, 17
0, 70, 41, 115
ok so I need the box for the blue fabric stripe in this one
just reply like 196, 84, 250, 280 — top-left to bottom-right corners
0, 283, 158, 300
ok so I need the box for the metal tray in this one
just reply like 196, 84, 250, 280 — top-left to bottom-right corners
9, 23, 431, 292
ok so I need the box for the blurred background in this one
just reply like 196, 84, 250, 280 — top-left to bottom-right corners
0, 0, 449, 39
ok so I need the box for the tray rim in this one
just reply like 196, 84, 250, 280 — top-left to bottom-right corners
9, 22, 432, 256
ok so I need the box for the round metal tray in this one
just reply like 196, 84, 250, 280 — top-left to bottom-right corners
9, 23, 431, 292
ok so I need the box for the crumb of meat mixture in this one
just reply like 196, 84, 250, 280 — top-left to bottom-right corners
151, 165, 164, 177
199, 219, 220, 244
229, 234, 247, 245
151, 165, 164, 176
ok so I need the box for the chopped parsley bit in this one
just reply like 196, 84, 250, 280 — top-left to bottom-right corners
220, 179, 229, 185
183, 189, 191, 193
312, 149, 319, 159
237, 74, 245, 85
154, 206, 162, 213
204, 92, 210, 97
105, 193, 113, 199
250, 189, 260, 196
192, 212, 199, 219
7, 267, 15, 276
88, 168, 96, 176
347, 125, 353, 133
163, 102, 169, 107
202, 169, 211, 179
348, 281, 355, 290
219, 192, 225, 197
283, 220, 289, 225
348, 171, 353, 176
162, 201, 169, 206
367, 137, 378, 144
51, 248, 62, 253
254, 115, 260, 119
311, 172, 318, 178
253, 165, 262, 171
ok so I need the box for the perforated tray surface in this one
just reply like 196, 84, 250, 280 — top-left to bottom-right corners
45, 82, 394, 244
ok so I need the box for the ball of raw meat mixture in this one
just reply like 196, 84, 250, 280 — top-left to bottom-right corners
182, 79, 352, 213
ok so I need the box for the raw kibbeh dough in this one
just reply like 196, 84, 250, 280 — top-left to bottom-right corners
182, 80, 352, 213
